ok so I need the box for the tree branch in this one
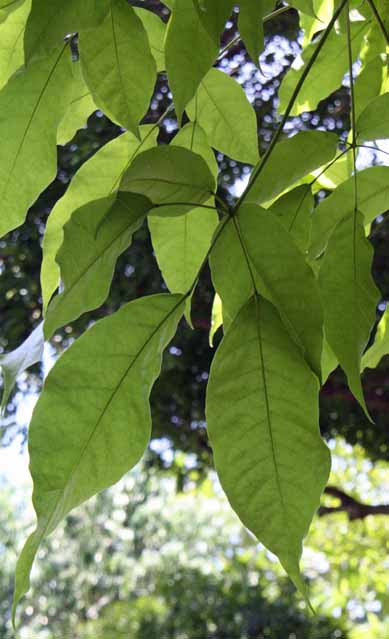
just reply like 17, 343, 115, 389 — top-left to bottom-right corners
319, 486, 389, 520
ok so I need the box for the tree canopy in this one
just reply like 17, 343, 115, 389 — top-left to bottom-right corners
1, 0, 389, 629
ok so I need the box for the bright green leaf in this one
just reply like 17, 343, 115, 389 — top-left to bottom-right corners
0, 322, 43, 412
24, 0, 109, 63
354, 55, 386, 119
79, 0, 156, 137
41, 125, 158, 311
278, 21, 367, 116
13, 293, 185, 621
57, 61, 96, 145
187, 68, 259, 165
269, 184, 314, 252
0, 0, 25, 23
319, 211, 379, 416
0, 45, 73, 239
239, 204, 323, 378
44, 193, 152, 339
206, 295, 330, 596
357, 92, 389, 142
362, 306, 389, 370
245, 131, 337, 205
120, 145, 215, 206
310, 166, 389, 257
290, 0, 316, 17
209, 292, 223, 346
134, 6, 166, 72
0, 0, 31, 90
165, 0, 218, 122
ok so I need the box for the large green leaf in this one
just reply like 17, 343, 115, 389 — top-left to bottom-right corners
41, 125, 158, 311
187, 68, 259, 165
278, 21, 367, 116
269, 184, 314, 253
206, 295, 330, 595
319, 211, 379, 415
239, 204, 323, 378
0, 322, 44, 412
165, 0, 218, 122
13, 293, 185, 620
362, 306, 389, 370
79, 0, 156, 137
0, 45, 73, 239
134, 6, 166, 72
192, 0, 234, 41
57, 62, 96, 145
0, 0, 31, 89
356, 93, 389, 142
120, 145, 215, 206
245, 131, 337, 205
238, 0, 273, 64
24, 0, 109, 62
354, 55, 385, 119
148, 123, 218, 298
44, 193, 152, 339
310, 166, 389, 257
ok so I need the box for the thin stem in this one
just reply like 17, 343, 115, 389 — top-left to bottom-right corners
263, 5, 292, 22
366, 0, 389, 46
309, 147, 351, 188
153, 202, 218, 213
346, 3, 358, 212
354, 142, 389, 158
218, 35, 240, 60
235, 0, 348, 210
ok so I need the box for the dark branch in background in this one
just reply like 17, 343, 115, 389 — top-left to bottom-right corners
319, 486, 389, 520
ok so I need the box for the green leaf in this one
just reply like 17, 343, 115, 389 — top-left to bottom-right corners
134, 6, 166, 72
0, 0, 25, 23
0, 322, 43, 412
319, 211, 379, 416
187, 68, 259, 165
13, 293, 185, 621
209, 292, 223, 346
238, 204, 323, 378
269, 184, 314, 252
354, 55, 385, 119
57, 61, 96, 145
0, 0, 31, 90
24, 0, 109, 63
44, 193, 152, 339
245, 131, 337, 205
321, 334, 338, 383
120, 145, 215, 206
289, 0, 316, 17
238, 0, 273, 64
278, 21, 367, 116
362, 306, 389, 370
192, 0, 234, 42
165, 0, 218, 122
310, 166, 389, 257
147, 122, 218, 300
210, 216, 258, 330
206, 295, 330, 597
40, 125, 158, 312
356, 92, 389, 142
79, 0, 156, 137
0, 45, 73, 239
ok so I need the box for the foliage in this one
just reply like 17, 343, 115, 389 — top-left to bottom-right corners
0, 0, 388, 625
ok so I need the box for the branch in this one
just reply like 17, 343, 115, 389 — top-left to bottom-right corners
319, 486, 389, 520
